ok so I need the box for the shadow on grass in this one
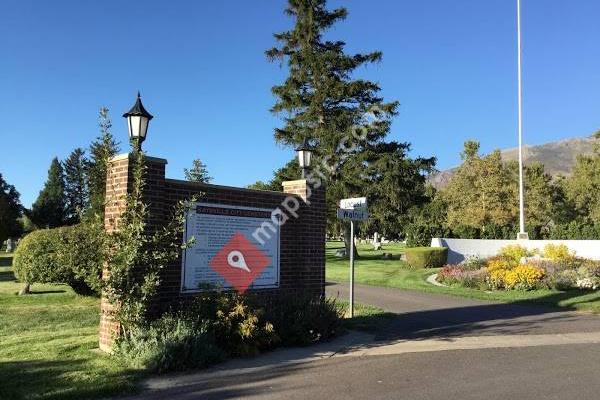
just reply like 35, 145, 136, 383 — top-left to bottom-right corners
0, 270, 15, 281
0, 359, 140, 400
28, 289, 68, 295
0, 257, 12, 267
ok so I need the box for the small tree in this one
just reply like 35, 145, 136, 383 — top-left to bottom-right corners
442, 141, 517, 234
88, 107, 120, 220
30, 158, 67, 228
63, 148, 89, 224
184, 159, 212, 183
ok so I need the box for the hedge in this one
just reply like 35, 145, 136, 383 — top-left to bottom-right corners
404, 247, 448, 268
13, 223, 104, 295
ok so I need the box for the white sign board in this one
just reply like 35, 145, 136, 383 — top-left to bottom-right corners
337, 208, 368, 221
339, 197, 367, 210
181, 203, 280, 293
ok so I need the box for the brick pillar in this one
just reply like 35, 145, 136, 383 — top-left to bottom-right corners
282, 179, 327, 296
99, 153, 167, 352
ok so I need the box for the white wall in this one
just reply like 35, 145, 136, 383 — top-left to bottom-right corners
431, 238, 600, 264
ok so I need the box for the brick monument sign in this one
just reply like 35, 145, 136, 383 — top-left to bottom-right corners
99, 153, 326, 351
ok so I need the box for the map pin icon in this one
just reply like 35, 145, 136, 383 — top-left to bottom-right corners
227, 250, 251, 272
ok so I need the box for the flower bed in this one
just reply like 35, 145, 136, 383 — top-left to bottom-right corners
437, 244, 600, 291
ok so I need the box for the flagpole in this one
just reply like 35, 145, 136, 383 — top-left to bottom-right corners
517, 0, 528, 240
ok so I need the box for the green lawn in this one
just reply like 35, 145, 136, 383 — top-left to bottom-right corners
326, 241, 600, 313
0, 252, 391, 400
0, 257, 141, 400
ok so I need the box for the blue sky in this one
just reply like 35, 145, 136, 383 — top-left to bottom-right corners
1, 0, 599, 207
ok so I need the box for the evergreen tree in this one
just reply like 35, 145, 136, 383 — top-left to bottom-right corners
31, 158, 67, 228
268, 0, 402, 253
247, 181, 273, 191
184, 159, 212, 183
247, 159, 302, 191
0, 173, 23, 244
87, 107, 120, 220
63, 148, 89, 224
365, 142, 436, 239
267, 0, 398, 168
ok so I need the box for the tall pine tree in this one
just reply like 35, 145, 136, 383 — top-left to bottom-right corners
267, 0, 398, 169
268, 0, 431, 251
0, 173, 23, 244
63, 147, 89, 224
87, 107, 119, 220
31, 158, 67, 228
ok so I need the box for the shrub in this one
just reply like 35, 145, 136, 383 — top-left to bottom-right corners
114, 314, 224, 373
13, 224, 104, 295
55, 223, 104, 294
404, 247, 448, 268
184, 291, 278, 357
543, 244, 575, 263
460, 256, 487, 270
579, 260, 600, 278
498, 244, 529, 264
503, 264, 545, 290
544, 269, 578, 290
486, 257, 514, 272
438, 265, 486, 288
13, 229, 68, 285
486, 268, 509, 290
263, 294, 344, 346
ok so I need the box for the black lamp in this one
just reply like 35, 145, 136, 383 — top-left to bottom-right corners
123, 91, 154, 151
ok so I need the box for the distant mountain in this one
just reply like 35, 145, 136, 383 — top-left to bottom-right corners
428, 136, 597, 189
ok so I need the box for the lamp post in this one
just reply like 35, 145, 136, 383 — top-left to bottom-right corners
123, 91, 154, 152
295, 137, 313, 179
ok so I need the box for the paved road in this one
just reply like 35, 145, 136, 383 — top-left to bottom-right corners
122, 283, 600, 400
326, 282, 600, 339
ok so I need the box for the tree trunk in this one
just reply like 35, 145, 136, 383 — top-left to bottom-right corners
18, 283, 30, 295
343, 225, 359, 258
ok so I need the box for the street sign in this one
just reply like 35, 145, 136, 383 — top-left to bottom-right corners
337, 197, 369, 319
339, 197, 367, 210
336, 208, 368, 221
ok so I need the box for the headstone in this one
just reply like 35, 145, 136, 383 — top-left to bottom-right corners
5, 238, 13, 253
373, 232, 379, 244
335, 249, 347, 257
373, 242, 382, 251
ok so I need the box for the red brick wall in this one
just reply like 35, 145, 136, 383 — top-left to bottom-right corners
99, 154, 326, 351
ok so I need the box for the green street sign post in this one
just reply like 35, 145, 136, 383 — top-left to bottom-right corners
337, 197, 368, 318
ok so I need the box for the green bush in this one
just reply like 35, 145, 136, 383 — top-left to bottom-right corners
264, 294, 344, 346
404, 247, 448, 268
13, 229, 68, 284
13, 223, 104, 295
184, 291, 278, 357
55, 223, 104, 294
114, 314, 224, 373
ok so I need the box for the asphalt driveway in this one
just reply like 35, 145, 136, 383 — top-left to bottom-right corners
119, 283, 600, 399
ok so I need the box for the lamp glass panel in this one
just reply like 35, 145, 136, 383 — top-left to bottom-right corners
298, 150, 306, 168
128, 115, 141, 138
139, 116, 148, 138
